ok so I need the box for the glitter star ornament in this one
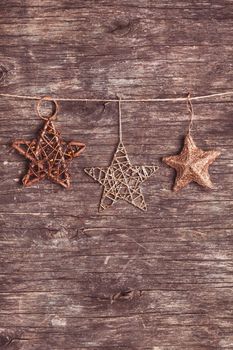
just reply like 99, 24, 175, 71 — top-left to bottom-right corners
84, 100, 158, 211
12, 97, 85, 188
163, 133, 220, 191
163, 95, 220, 192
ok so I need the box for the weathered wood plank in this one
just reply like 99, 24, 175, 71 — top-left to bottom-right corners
0, 0, 233, 349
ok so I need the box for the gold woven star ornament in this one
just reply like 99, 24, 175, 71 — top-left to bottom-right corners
85, 141, 158, 211
163, 133, 220, 192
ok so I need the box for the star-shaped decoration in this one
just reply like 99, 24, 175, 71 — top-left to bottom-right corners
163, 133, 220, 192
13, 119, 85, 188
84, 141, 158, 211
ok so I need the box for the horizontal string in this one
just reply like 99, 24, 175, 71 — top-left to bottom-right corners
0, 90, 233, 102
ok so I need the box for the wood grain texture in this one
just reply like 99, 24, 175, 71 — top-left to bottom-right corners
0, 1, 233, 349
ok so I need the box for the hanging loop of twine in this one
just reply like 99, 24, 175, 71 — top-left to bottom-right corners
186, 92, 194, 135
36, 96, 59, 121
117, 95, 123, 142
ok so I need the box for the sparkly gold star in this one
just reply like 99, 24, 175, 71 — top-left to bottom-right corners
84, 141, 158, 211
13, 119, 85, 188
163, 133, 220, 192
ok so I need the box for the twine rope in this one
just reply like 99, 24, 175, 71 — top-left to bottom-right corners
0, 90, 233, 102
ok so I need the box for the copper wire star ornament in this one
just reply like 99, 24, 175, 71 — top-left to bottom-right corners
12, 97, 85, 188
163, 94, 220, 192
84, 99, 158, 211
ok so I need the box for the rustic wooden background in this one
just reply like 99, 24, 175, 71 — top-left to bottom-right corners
0, 1, 233, 349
